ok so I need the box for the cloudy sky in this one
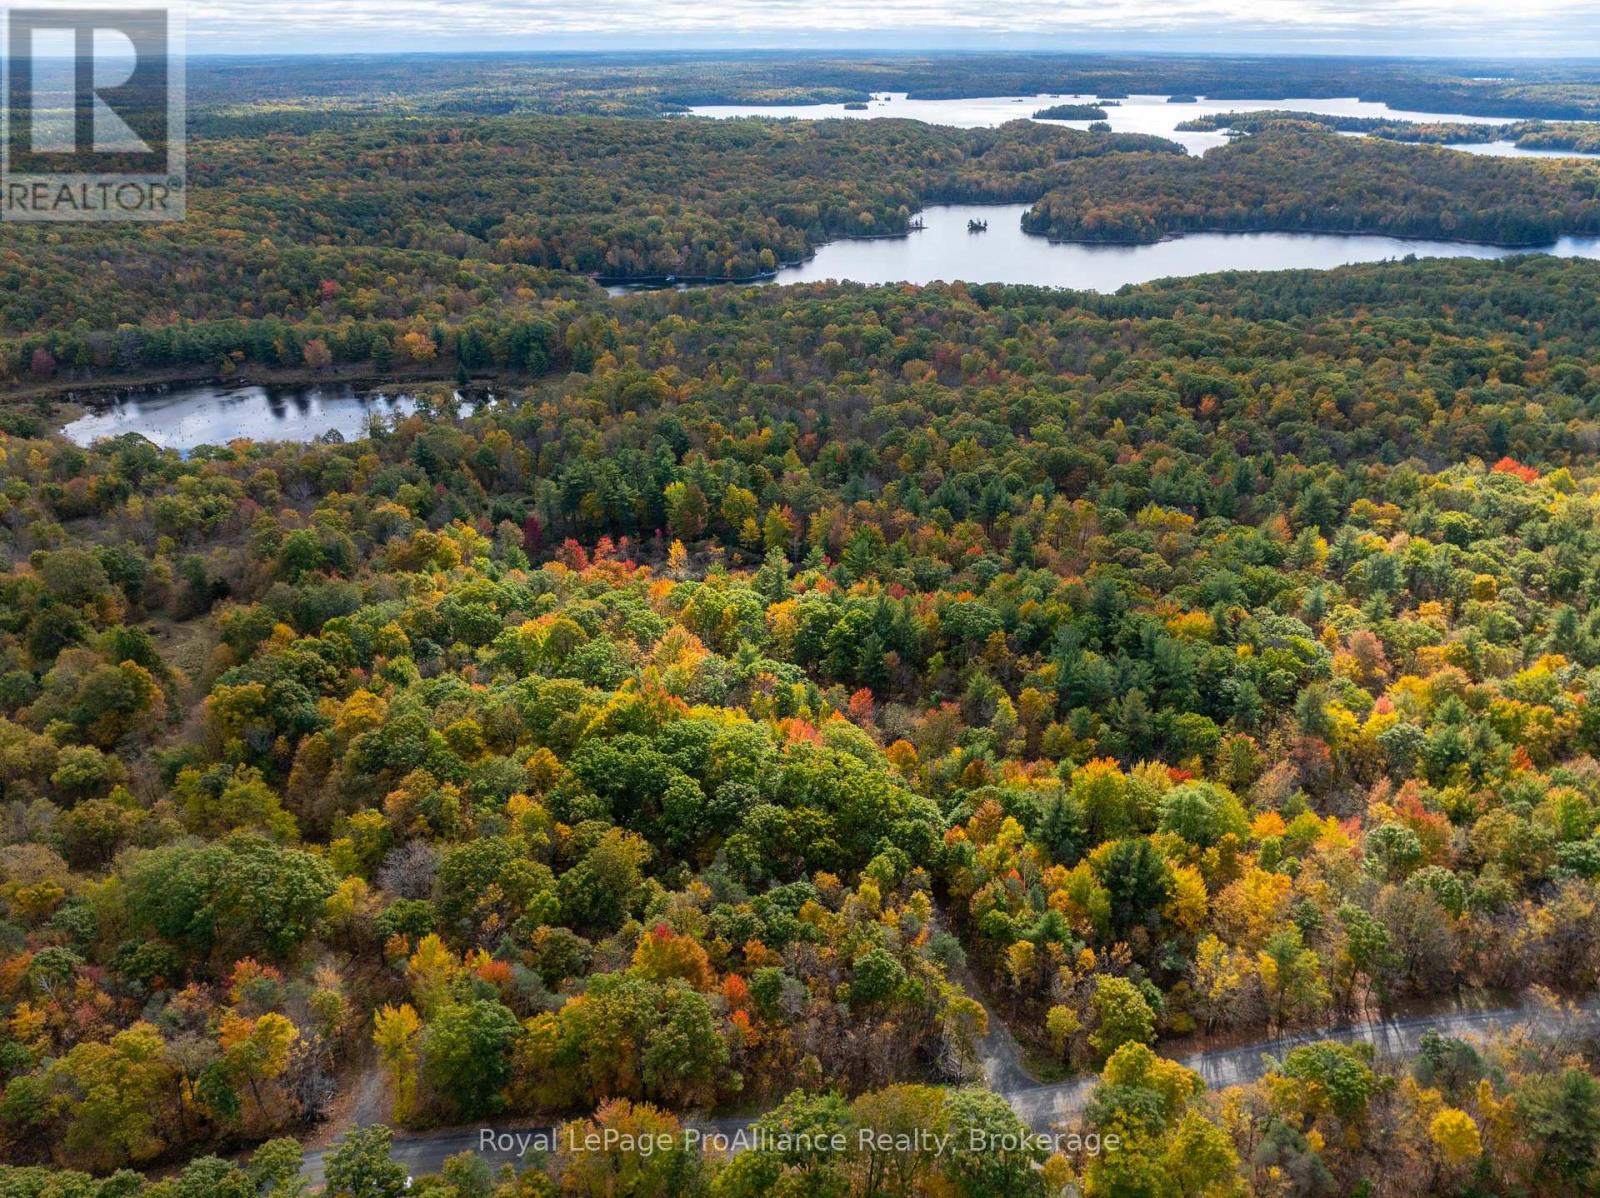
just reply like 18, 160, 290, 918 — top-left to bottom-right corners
175, 0, 1600, 56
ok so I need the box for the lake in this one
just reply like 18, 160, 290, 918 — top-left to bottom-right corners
689, 92, 1598, 158
1444, 140, 1600, 160
66, 214, 1600, 451
61, 382, 424, 451
613, 203, 1600, 294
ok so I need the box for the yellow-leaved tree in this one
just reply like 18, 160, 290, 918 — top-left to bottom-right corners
373, 1003, 424, 1125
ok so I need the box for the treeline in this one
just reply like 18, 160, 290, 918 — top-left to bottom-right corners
1178, 110, 1600, 154
0, 114, 1184, 387
1033, 104, 1109, 121
180, 114, 1179, 274
0, 240, 598, 383
0, 308, 611, 392
1022, 130, 1600, 244
182, 51, 1600, 121
1516, 124, 1600, 153
14, 114, 1600, 397
15, 107, 1600, 397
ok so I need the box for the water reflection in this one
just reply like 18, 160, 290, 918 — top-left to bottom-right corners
62, 382, 429, 451
65, 208, 1600, 448
610, 203, 1600, 294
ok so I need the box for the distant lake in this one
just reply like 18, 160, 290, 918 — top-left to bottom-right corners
67, 216, 1600, 450
1444, 140, 1600, 160
612, 203, 1600, 296
689, 92, 1599, 159
62, 382, 424, 451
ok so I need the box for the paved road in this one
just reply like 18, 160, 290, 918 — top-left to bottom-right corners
1007, 998, 1600, 1133
301, 998, 1600, 1187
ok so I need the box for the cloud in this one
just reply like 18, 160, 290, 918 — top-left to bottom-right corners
177, 0, 1600, 54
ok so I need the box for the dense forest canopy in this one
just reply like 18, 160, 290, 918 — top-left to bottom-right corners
9, 46, 1600, 1198
5, 252, 1600, 1195
10, 53, 1600, 395
10, 111, 1600, 392
0, 115, 1183, 387
1022, 130, 1600, 245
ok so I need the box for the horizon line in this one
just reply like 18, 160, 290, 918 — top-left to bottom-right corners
175, 46, 1600, 62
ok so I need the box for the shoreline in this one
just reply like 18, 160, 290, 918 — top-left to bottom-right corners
1032, 221, 1594, 251
6, 365, 506, 410
677, 89, 1600, 124
16, 214, 1600, 403
608, 203, 1598, 294
599, 225, 930, 289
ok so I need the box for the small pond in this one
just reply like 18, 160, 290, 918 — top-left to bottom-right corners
61, 382, 438, 451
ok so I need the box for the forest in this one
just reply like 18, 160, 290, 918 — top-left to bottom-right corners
12, 112, 1600, 394
11, 41, 1600, 1198
182, 52, 1600, 121
1033, 105, 1111, 122
1175, 111, 1600, 154
0, 114, 1179, 388
2, 251, 1600, 1195
1021, 130, 1600, 245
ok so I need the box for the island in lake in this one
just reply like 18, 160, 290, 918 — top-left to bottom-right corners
1033, 102, 1109, 120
